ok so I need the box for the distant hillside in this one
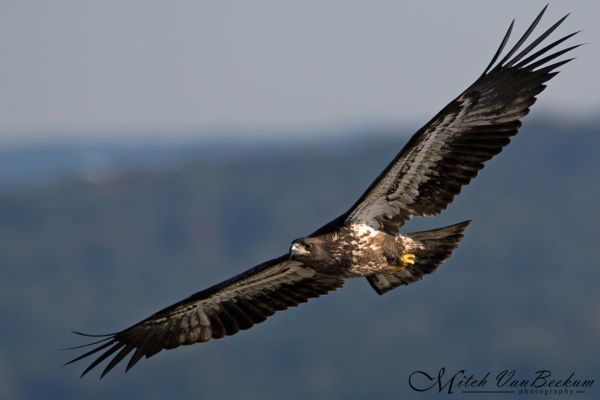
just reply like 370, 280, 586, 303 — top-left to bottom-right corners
1, 122, 598, 400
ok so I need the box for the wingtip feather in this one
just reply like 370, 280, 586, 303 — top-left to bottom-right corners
60, 336, 113, 351
496, 5, 549, 68
483, 19, 514, 75
71, 330, 116, 338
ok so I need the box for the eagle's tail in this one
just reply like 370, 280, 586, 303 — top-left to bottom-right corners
366, 220, 470, 295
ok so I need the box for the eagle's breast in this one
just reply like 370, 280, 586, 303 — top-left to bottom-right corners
336, 223, 424, 277
343, 223, 390, 276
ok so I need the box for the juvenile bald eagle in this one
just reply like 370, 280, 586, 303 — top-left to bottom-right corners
67, 6, 580, 378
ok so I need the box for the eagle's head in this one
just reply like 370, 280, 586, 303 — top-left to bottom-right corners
289, 237, 333, 267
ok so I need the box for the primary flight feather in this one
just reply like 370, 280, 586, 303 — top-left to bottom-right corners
66, 6, 580, 378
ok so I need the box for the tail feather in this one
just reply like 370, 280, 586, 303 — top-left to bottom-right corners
366, 220, 470, 295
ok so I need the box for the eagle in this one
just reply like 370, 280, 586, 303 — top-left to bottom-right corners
66, 6, 579, 378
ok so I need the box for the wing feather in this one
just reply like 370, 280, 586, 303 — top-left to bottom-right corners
66, 256, 343, 377
347, 7, 580, 232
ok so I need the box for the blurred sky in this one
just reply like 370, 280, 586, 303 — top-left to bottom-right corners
0, 0, 597, 143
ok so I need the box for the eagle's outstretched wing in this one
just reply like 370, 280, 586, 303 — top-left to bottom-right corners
66, 257, 343, 378
347, 6, 580, 233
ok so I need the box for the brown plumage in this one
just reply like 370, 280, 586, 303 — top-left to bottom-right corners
66, 6, 579, 378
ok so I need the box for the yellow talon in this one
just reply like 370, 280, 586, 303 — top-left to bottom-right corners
390, 254, 416, 272
401, 253, 416, 267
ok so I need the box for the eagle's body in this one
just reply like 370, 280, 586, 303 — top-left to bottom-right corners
293, 223, 421, 276
66, 6, 580, 379
291, 222, 460, 279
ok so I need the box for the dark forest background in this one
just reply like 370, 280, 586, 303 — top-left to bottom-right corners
1, 120, 598, 399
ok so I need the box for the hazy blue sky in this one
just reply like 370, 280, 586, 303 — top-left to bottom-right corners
0, 1, 597, 143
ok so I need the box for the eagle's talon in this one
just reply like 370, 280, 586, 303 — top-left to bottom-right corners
401, 253, 416, 267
